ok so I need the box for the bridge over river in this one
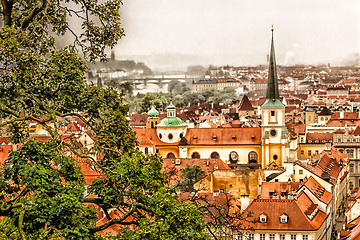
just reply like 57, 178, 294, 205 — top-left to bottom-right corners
100, 74, 197, 94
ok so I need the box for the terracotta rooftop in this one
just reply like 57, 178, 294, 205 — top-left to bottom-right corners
129, 113, 148, 127
305, 132, 333, 143
186, 128, 261, 146
352, 125, 360, 136
238, 95, 254, 111
259, 182, 301, 199
162, 158, 230, 186
318, 107, 332, 116
234, 196, 327, 231
303, 176, 332, 204
179, 192, 239, 224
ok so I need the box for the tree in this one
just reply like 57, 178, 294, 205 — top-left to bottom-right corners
177, 164, 206, 193
132, 93, 168, 113
177, 167, 255, 240
0, 1, 208, 239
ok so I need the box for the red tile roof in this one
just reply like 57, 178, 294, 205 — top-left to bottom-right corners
133, 128, 262, 146
259, 182, 300, 199
306, 132, 333, 143
162, 158, 230, 186
234, 197, 327, 231
303, 176, 332, 204
179, 192, 239, 224
129, 114, 148, 127
238, 95, 254, 111
186, 128, 261, 146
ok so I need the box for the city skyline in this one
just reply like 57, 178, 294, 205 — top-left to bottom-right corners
115, 0, 360, 70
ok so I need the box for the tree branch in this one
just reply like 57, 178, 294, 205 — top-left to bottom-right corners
21, 0, 49, 29
89, 202, 139, 233
1, 0, 13, 26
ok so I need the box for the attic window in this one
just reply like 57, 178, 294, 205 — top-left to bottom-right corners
212, 136, 217, 141
308, 140, 312, 143
259, 214, 267, 223
232, 135, 236, 140
251, 136, 255, 140
280, 214, 288, 223
321, 140, 326, 143
193, 136, 197, 141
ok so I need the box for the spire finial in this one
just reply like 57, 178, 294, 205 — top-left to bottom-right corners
271, 25, 274, 32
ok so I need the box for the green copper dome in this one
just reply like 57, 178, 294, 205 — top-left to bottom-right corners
147, 106, 159, 118
167, 102, 176, 110
157, 117, 185, 127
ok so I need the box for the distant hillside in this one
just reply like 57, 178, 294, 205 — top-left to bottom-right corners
87, 59, 153, 75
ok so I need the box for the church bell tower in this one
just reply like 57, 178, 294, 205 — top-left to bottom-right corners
261, 27, 288, 168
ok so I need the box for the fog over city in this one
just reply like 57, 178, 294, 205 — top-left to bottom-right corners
114, 0, 360, 70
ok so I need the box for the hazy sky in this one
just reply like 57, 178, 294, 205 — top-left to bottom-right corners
114, 0, 360, 67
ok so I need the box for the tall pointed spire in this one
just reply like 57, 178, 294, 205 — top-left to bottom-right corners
262, 26, 284, 107
266, 26, 279, 100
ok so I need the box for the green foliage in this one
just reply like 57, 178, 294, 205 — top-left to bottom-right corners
0, 0, 208, 239
132, 93, 168, 113
177, 165, 206, 192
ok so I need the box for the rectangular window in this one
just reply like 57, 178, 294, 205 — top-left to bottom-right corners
280, 234, 285, 240
291, 235, 297, 240
249, 233, 254, 240
270, 234, 275, 240
271, 111, 275, 116
299, 169, 303, 175
260, 234, 265, 240
315, 150, 319, 154
308, 150, 311, 156
301, 150, 304, 154
301, 137, 304, 142
303, 235, 308, 240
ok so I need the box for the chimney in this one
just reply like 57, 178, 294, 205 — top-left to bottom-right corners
340, 112, 344, 119
240, 195, 249, 213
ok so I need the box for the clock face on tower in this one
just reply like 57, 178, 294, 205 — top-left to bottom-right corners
270, 129, 277, 137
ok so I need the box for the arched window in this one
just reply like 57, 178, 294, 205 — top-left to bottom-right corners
144, 147, 149, 155
248, 151, 258, 164
151, 122, 154, 128
229, 151, 238, 164
167, 152, 175, 159
191, 152, 200, 159
210, 152, 219, 159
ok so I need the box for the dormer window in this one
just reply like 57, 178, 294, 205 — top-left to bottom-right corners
280, 214, 288, 223
259, 214, 267, 223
